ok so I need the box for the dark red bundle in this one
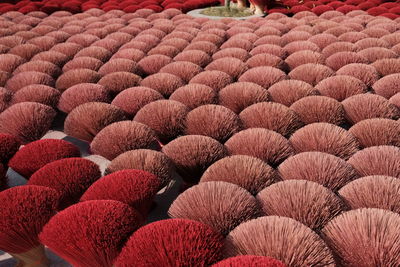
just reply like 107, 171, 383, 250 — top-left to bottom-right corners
40, 200, 143, 267
0, 163, 7, 191
212, 256, 287, 267
368, 6, 389, 16
8, 139, 80, 178
0, 185, 58, 265
26, 156, 100, 209
0, 133, 20, 164
114, 219, 224, 267
81, 169, 160, 216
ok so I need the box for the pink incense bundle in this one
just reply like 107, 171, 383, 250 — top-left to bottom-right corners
185, 104, 242, 143
257, 180, 346, 231
162, 135, 228, 184
0, 102, 56, 144
322, 208, 400, 266
106, 149, 175, 189
169, 181, 261, 236
226, 216, 335, 266
218, 82, 269, 114
225, 128, 294, 167
278, 151, 359, 191
90, 121, 161, 160
289, 123, 360, 160
133, 100, 189, 143
200, 153, 278, 194
338, 175, 400, 213
170, 84, 218, 110
290, 96, 345, 126
348, 118, 400, 148
239, 102, 303, 137
348, 145, 400, 178
0, 133, 20, 164
64, 102, 127, 142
